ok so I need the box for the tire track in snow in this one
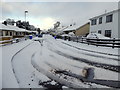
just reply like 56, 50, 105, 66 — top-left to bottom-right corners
49, 48, 119, 73
11, 41, 33, 85
45, 39, 119, 72
31, 52, 90, 88
46, 38, 119, 66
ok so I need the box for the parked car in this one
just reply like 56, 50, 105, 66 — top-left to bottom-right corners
87, 33, 110, 39
38, 34, 43, 38
12, 38, 20, 43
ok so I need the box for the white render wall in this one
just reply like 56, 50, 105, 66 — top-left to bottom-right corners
90, 10, 119, 38
119, 3, 120, 39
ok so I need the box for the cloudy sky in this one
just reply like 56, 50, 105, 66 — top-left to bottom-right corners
0, 1, 119, 30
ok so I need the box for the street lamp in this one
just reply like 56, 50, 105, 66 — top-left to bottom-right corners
25, 10, 28, 22
24, 10, 28, 35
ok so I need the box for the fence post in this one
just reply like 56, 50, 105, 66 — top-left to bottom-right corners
82, 38, 83, 43
68, 37, 70, 41
76, 36, 78, 43
96, 39, 98, 47
87, 39, 89, 45
112, 38, 115, 48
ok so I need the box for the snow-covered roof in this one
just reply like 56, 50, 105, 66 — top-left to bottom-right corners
7, 25, 27, 32
57, 26, 68, 31
0, 23, 14, 31
0, 23, 28, 32
20, 29, 27, 32
63, 25, 80, 32
68, 32, 75, 36
26, 30, 37, 33
61, 34, 70, 37
31, 31, 37, 33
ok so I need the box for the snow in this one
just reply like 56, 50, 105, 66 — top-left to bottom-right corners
2, 40, 32, 88
61, 38, 118, 56
44, 35, 119, 79
57, 26, 68, 31
31, 35, 118, 88
61, 34, 70, 37
68, 32, 75, 36
2, 38, 49, 88
12, 41, 49, 88
32, 37, 43, 41
2, 34, 119, 88
0, 40, 12, 43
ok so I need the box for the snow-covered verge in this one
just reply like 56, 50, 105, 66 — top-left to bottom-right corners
2, 40, 33, 88
59, 39, 119, 56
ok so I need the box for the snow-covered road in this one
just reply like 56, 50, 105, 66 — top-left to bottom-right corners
2, 35, 119, 88
12, 41, 50, 88
2, 40, 32, 88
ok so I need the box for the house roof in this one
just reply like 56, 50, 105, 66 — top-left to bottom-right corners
89, 9, 120, 20
7, 25, 27, 32
26, 30, 37, 33
0, 23, 33, 32
57, 26, 68, 31
63, 25, 80, 32
0, 23, 14, 31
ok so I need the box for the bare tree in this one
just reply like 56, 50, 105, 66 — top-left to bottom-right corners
54, 21, 60, 29
37, 28, 41, 34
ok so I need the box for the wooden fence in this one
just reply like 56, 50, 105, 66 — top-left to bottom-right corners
60, 36, 120, 48
0, 36, 28, 46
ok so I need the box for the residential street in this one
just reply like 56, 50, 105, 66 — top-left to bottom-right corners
1, 2, 120, 89
2, 35, 119, 88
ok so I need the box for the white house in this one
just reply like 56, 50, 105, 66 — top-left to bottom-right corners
89, 9, 120, 38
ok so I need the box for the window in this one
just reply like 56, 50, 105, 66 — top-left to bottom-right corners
16, 32, 18, 36
6, 31, 8, 36
10, 32, 12, 36
91, 19, 97, 25
98, 30, 102, 34
99, 17, 102, 24
105, 30, 111, 37
106, 14, 113, 23
0, 31, 2, 36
